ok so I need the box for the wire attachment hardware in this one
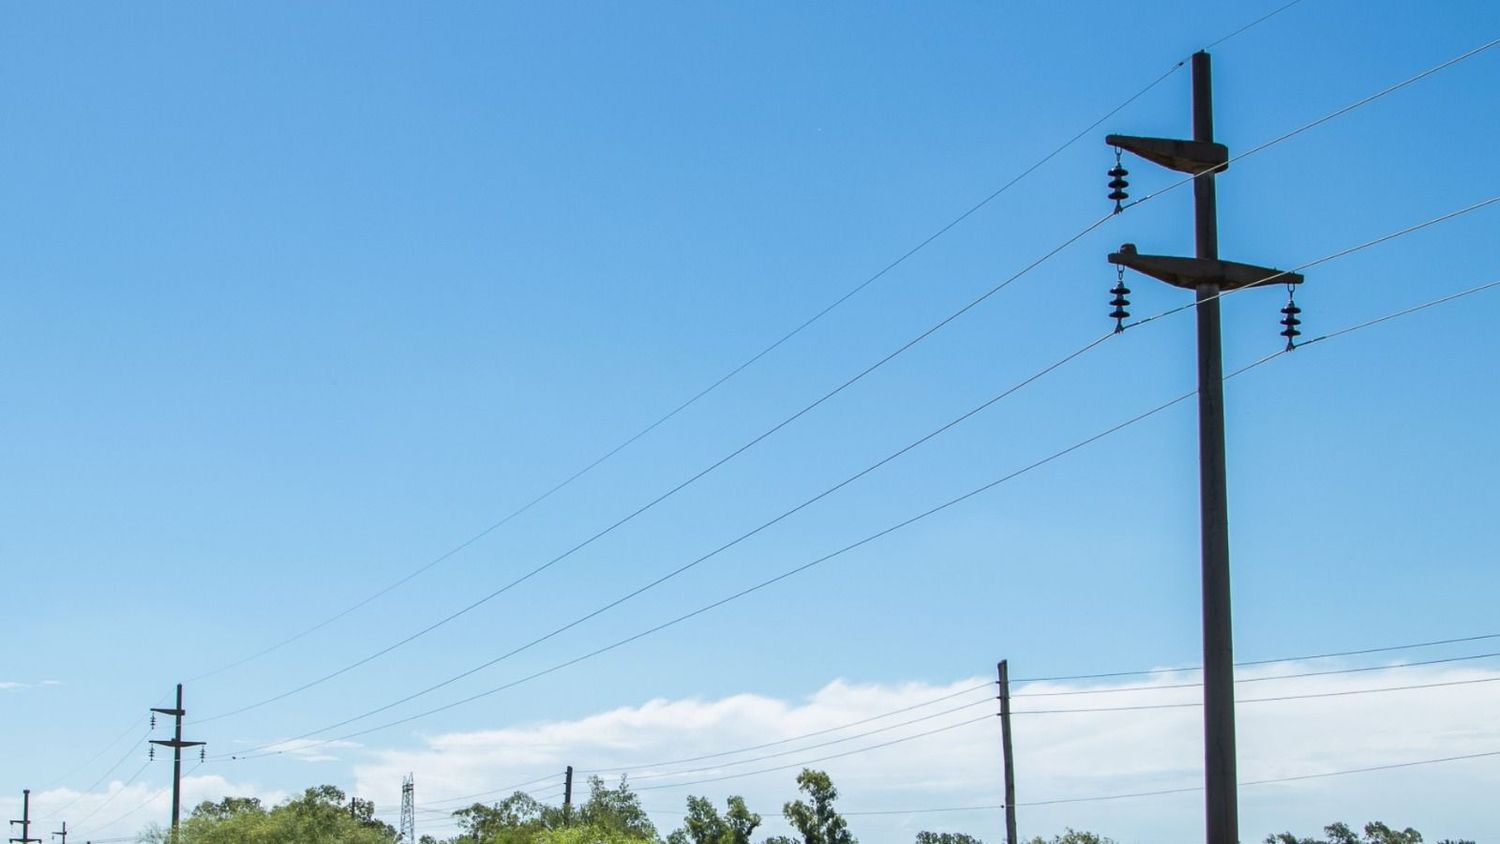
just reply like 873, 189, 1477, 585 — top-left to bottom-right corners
150, 714, 156, 729
1110, 265, 1131, 333
148, 745, 155, 761
1108, 148, 1130, 214
1280, 284, 1302, 350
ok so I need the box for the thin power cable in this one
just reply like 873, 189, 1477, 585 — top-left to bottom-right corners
1126, 193, 1500, 331
44, 731, 150, 818
1203, 0, 1307, 51
216, 352, 1222, 760
609, 697, 999, 784
222, 272, 1500, 761
216, 177, 1489, 753
1012, 649, 1500, 698
219, 327, 1115, 737
1121, 35, 1500, 216
200, 28, 1492, 725
631, 714, 997, 792
184, 48, 1190, 689
418, 771, 569, 809
1012, 749, 1500, 808
581, 681, 996, 775
1017, 631, 1500, 683
200, 207, 1117, 727
69, 759, 151, 827
1011, 676, 1500, 715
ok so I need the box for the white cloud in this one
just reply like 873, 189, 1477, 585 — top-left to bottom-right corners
350, 662, 1500, 844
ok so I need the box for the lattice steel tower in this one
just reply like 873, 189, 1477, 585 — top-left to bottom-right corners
399, 774, 415, 844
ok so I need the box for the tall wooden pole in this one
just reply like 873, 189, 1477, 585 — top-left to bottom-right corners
998, 661, 1017, 844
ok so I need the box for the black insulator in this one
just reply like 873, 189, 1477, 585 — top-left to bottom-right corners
1281, 299, 1302, 350
200, 747, 207, 762
1110, 308, 1129, 319
149, 746, 155, 761
1108, 155, 1130, 212
150, 714, 156, 729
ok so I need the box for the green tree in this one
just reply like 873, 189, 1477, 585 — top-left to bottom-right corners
140, 785, 398, 844
577, 776, 657, 841
780, 770, 854, 844
667, 795, 760, 844
1024, 831, 1115, 844
916, 832, 983, 844
1266, 822, 1442, 844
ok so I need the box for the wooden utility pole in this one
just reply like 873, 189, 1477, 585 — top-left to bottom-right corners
997, 661, 1017, 844
1106, 51, 1302, 844
8, 789, 42, 844
563, 766, 574, 824
150, 684, 206, 843
49, 822, 65, 844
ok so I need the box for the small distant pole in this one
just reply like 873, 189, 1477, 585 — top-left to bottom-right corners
997, 661, 1017, 844
150, 684, 206, 843
563, 766, 574, 824
8, 789, 42, 844
50, 822, 66, 844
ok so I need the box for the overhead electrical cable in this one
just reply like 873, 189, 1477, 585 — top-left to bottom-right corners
210, 326, 1117, 732
212, 180, 1500, 755
201, 34, 1497, 727
1011, 649, 1500, 697
630, 715, 998, 792
219, 272, 1500, 761
199, 205, 1119, 726
184, 43, 1193, 690
1015, 631, 1500, 683
825, 748, 1500, 815
581, 682, 996, 775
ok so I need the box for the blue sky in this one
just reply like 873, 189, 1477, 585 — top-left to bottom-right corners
3, 2, 1500, 842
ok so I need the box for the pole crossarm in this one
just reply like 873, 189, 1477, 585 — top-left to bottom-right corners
1109, 245, 1303, 291
1106, 133, 1228, 175
149, 740, 207, 749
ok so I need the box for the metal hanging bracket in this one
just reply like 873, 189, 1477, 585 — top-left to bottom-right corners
1108, 244, 1302, 291
1105, 133, 1228, 175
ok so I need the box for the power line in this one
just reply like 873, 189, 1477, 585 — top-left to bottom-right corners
1203, 0, 1306, 51
1121, 35, 1500, 217
199, 207, 1118, 726
1010, 675, 1500, 715
221, 268, 1499, 760
214, 327, 1116, 738
1012, 649, 1500, 697
631, 715, 998, 792
204, 34, 1499, 733
183, 41, 1193, 691
1016, 631, 1500, 683
581, 682, 996, 775
215, 185, 1500, 759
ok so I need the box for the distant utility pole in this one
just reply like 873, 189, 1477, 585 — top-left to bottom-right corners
1105, 51, 1302, 844
8, 789, 41, 844
399, 775, 414, 844
49, 822, 65, 844
563, 766, 574, 824
997, 661, 1017, 844
149, 684, 206, 843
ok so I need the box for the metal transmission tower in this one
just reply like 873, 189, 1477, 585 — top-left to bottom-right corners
399, 775, 414, 844
8, 789, 41, 844
1104, 50, 1302, 844
149, 684, 206, 843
